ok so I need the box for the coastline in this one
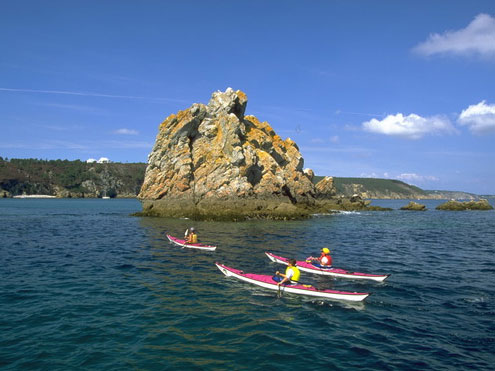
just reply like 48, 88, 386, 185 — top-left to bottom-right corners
13, 195, 57, 199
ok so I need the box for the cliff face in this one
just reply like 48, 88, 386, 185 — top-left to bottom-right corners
138, 88, 318, 219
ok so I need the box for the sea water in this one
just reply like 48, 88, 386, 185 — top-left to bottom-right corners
0, 198, 494, 370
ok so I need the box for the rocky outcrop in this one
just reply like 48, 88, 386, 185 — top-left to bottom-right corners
315, 176, 337, 198
436, 199, 493, 211
138, 88, 320, 220
400, 201, 427, 211
137, 88, 397, 220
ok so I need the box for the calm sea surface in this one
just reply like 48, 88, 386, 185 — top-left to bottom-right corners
1, 198, 494, 370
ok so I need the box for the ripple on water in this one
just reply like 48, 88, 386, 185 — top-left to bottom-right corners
1, 199, 494, 370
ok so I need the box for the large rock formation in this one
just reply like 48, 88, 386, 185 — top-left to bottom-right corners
137, 88, 392, 219
138, 88, 318, 220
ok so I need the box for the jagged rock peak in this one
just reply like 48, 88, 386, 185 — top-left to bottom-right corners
304, 168, 315, 181
207, 87, 248, 119
138, 88, 317, 219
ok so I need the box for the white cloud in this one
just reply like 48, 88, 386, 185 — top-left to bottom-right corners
396, 173, 439, 182
360, 172, 381, 178
458, 100, 495, 134
329, 135, 339, 143
362, 113, 455, 139
0, 87, 187, 103
413, 13, 495, 58
359, 172, 439, 184
114, 128, 139, 135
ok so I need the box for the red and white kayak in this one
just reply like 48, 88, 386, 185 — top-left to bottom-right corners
265, 252, 389, 282
166, 234, 216, 251
215, 263, 370, 302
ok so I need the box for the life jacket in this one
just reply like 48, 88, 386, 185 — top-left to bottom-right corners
320, 253, 332, 266
285, 266, 300, 283
190, 233, 198, 244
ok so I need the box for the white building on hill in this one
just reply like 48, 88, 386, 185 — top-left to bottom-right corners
87, 157, 110, 163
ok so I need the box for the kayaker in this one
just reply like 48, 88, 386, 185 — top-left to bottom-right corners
308, 248, 332, 267
185, 227, 198, 244
275, 259, 300, 286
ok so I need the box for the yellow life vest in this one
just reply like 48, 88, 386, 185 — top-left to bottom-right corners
190, 233, 198, 243
285, 266, 300, 283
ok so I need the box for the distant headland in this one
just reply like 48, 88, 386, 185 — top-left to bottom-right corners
0, 158, 145, 199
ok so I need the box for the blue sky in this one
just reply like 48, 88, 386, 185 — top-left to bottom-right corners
1, 1, 495, 194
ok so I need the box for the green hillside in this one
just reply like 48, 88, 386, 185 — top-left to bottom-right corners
313, 176, 480, 199
334, 177, 426, 196
0, 158, 146, 198
313, 176, 428, 199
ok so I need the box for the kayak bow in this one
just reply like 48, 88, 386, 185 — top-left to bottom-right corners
167, 234, 217, 251
265, 252, 389, 282
215, 263, 369, 302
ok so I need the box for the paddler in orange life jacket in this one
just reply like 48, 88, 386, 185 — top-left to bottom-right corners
185, 227, 198, 244
308, 248, 332, 267
275, 259, 301, 286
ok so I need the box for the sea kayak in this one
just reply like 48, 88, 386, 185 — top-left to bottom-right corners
265, 252, 389, 282
215, 263, 370, 302
166, 234, 217, 251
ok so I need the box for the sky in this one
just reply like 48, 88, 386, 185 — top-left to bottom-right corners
1, 1, 495, 194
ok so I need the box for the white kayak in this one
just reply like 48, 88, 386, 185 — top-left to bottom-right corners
266, 252, 389, 282
216, 263, 370, 302
166, 234, 217, 251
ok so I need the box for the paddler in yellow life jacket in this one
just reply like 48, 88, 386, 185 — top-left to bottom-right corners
185, 227, 198, 244
275, 259, 301, 286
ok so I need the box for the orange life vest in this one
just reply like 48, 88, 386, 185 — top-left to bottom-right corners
320, 253, 332, 266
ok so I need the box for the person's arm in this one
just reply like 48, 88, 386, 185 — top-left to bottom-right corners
275, 271, 289, 285
277, 269, 294, 285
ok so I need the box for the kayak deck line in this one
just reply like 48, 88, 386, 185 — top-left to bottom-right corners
265, 252, 390, 282
215, 262, 370, 302
166, 234, 217, 251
